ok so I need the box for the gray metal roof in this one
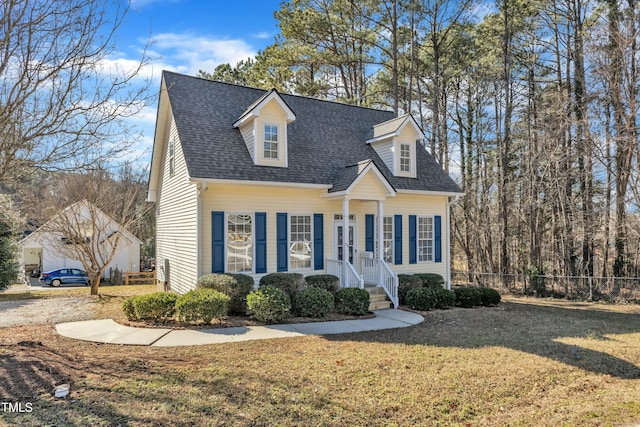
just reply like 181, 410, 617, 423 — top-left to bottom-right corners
162, 71, 462, 194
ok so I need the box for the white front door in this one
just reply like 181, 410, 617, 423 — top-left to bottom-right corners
334, 221, 356, 264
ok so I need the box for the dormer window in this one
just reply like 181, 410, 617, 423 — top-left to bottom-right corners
366, 114, 421, 178
233, 89, 296, 168
263, 124, 279, 159
400, 143, 411, 172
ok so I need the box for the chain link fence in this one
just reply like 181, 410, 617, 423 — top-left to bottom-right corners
451, 271, 640, 303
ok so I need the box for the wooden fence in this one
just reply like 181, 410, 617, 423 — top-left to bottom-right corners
125, 271, 156, 285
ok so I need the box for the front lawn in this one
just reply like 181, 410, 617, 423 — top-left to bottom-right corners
1, 297, 639, 426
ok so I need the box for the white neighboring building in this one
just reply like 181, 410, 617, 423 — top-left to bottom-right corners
21, 201, 141, 276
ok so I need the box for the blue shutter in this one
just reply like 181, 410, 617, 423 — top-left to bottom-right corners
365, 214, 374, 253
255, 212, 267, 273
313, 214, 324, 270
277, 213, 288, 272
394, 215, 402, 265
409, 215, 417, 264
434, 215, 442, 263
212, 211, 224, 273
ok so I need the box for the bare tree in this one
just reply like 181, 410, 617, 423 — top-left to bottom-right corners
0, 0, 150, 183
40, 169, 150, 295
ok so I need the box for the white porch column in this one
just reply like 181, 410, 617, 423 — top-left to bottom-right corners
342, 198, 350, 285
377, 199, 384, 286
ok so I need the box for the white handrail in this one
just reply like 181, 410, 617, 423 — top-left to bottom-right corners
359, 256, 398, 309
380, 259, 399, 308
345, 259, 364, 288
327, 258, 363, 289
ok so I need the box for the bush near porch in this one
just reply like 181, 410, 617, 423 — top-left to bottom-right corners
120, 273, 501, 324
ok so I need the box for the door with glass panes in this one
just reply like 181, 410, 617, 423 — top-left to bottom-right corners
334, 219, 356, 264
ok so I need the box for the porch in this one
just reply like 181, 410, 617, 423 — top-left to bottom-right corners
324, 159, 400, 309
327, 256, 399, 309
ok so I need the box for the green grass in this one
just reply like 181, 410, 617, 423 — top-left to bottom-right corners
1, 297, 640, 426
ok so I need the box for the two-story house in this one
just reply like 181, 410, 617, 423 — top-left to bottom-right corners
147, 71, 462, 307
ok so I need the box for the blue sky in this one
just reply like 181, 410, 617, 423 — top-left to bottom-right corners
109, 0, 284, 165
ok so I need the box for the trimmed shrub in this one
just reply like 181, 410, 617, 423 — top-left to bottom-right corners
175, 289, 230, 324
454, 287, 482, 308
335, 288, 370, 316
431, 287, 456, 309
246, 286, 291, 323
122, 296, 140, 320
478, 287, 501, 306
405, 287, 436, 311
134, 292, 178, 321
122, 293, 177, 322
259, 272, 305, 298
398, 274, 422, 304
304, 274, 340, 294
196, 273, 254, 314
293, 287, 335, 317
414, 273, 445, 289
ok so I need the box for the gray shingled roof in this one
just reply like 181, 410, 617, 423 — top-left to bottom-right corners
163, 71, 462, 194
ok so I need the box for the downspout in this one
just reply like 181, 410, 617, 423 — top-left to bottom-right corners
446, 195, 461, 290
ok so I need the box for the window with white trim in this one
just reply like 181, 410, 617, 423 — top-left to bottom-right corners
169, 139, 175, 176
290, 215, 312, 270
400, 143, 411, 172
418, 216, 434, 262
263, 124, 279, 159
227, 214, 253, 273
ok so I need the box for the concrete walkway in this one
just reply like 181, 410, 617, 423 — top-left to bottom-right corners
55, 309, 424, 347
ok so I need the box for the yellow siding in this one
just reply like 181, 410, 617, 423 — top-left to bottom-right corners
256, 99, 287, 167
199, 185, 450, 280
381, 194, 448, 278
156, 108, 199, 294
200, 185, 341, 278
348, 169, 389, 200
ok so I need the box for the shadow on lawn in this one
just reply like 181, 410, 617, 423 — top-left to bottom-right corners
327, 301, 640, 379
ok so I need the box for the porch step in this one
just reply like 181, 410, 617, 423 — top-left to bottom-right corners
365, 287, 392, 311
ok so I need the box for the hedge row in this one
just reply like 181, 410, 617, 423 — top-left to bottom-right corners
454, 287, 501, 308
123, 290, 230, 324
123, 273, 368, 324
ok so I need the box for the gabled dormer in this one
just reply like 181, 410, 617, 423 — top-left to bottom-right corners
233, 89, 296, 168
365, 114, 422, 178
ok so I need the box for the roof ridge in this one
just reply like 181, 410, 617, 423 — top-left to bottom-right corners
162, 70, 395, 115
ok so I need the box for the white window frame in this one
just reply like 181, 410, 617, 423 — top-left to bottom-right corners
263, 123, 279, 159
417, 215, 434, 263
226, 212, 254, 273
168, 139, 175, 177
289, 214, 313, 271
400, 143, 411, 173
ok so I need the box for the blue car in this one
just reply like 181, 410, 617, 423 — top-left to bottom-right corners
39, 268, 90, 287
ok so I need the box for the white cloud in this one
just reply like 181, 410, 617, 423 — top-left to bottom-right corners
149, 32, 257, 75
103, 31, 260, 168
251, 31, 272, 40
